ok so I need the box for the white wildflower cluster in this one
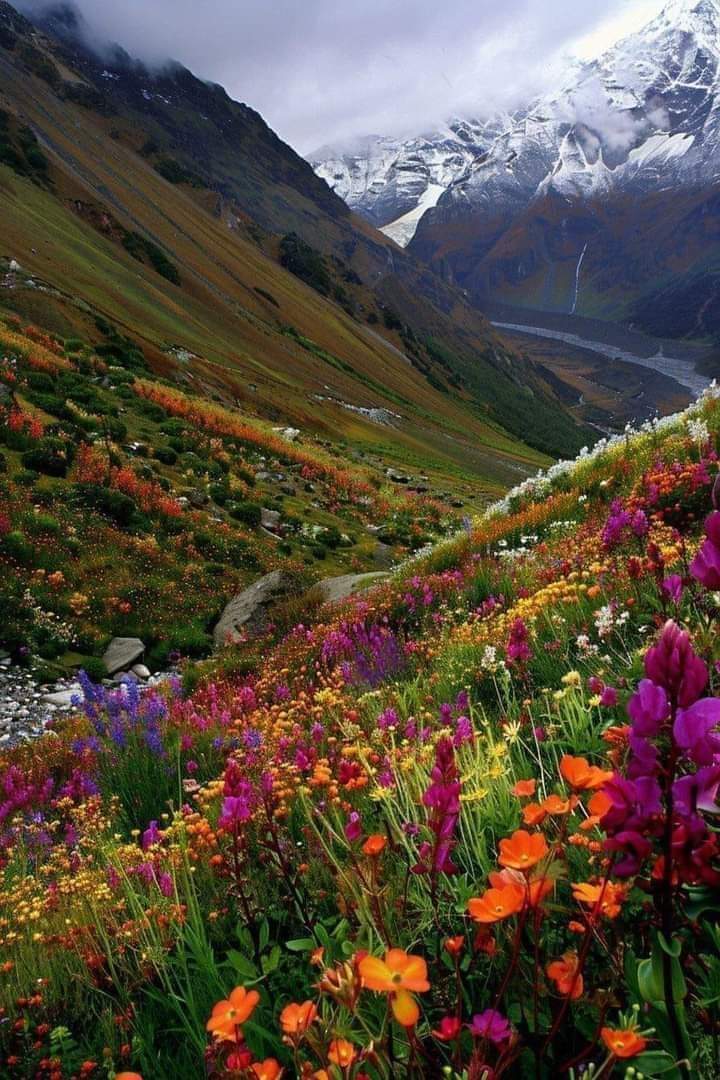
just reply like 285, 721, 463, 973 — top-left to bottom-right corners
594, 604, 630, 640
480, 645, 505, 674
576, 633, 599, 657
687, 417, 710, 445
396, 381, 720, 574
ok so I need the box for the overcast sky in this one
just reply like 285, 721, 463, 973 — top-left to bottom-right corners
20, 0, 667, 153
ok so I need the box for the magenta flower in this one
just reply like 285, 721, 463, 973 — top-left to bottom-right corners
662, 574, 684, 604
673, 766, 720, 817
469, 1009, 512, 1044
691, 511, 720, 590
644, 621, 707, 707
674, 698, 720, 765
599, 686, 618, 708
627, 679, 669, 736
344, 810, 362, 843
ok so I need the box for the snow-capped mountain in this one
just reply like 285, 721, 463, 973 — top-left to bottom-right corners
310, 0, 720, 247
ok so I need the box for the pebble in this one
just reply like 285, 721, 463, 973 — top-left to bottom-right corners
0, 662, 175, 748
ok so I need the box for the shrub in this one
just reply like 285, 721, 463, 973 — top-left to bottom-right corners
1, 529, 33, 564
154, 446, 178, 465
21, 438, 71, 477
80, 656, 106, 683
75, 482, 137, 526
228, 501, 262, 527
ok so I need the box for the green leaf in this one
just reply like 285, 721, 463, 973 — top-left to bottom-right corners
261, 944, 281, 974
285, 937, 315, 953
258, 919, 270, 953
634, 1050, 683, 1079
227, 949, 258, 980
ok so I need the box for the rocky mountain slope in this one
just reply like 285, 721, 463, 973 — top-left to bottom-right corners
0, 0, 588, 466
312, 0, 720, 339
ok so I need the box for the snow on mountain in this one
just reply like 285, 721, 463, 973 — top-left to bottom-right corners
310, 0, 720, 245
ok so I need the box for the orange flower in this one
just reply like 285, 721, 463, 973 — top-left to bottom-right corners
280, 1000, 317, 1037
359, 949, 429, 1026
489, 868, 553, 909
498, 829, 548, 871
444, 935, 465, 957
580, 789, 613, 831
601, 1026, 647, 1058
328, 1039, 357, 1067
540, 794, 578, 816
251, 1061, 283, 1080
467, 883, 525, 923
206, 986, 259, 1041
560, 754, 613, 791
362, 834, 387, 857
116, 1074, 143, 1080
522, 803, 547, 826
512, 778, 536, 797
572, 880, 625, 919
546, 951, 584, 1000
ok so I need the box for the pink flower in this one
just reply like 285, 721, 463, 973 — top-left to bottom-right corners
644, 621, 707, 707
690, 511, 720, 590
469, 1009, 512, 1044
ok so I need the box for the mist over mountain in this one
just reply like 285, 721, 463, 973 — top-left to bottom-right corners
311, 0, 720, 342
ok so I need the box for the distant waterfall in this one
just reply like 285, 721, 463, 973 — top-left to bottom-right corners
570, 243, 588, 315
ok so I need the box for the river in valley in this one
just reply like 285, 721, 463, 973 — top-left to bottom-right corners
491, 320, 710, 398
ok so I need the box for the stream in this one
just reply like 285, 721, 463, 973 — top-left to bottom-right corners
491, 321, 710, 398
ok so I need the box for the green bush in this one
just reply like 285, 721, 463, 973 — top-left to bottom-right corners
228, 501, 262, 527
79, 656, 107, 683
21, 437, 70, 477
1, 529, 33, 564
154, 446, 178, 465
75, 483, 137, 526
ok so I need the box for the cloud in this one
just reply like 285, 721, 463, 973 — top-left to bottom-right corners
16, 0, 665, 153
558, 73, 671, 156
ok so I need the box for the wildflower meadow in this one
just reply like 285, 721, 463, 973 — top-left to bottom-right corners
4, 385, 720, 1078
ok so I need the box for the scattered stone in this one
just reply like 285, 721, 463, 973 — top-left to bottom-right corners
213, 570, 302, 648
188, 489, 210, 508
41, 687, 80, 708
261, 508, 282, 531
316, 572, 390, 605
132, 663, 151, 680
102, 637, 146, 676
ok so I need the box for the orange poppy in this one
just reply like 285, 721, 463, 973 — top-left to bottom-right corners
328, 1039, 357, 1067
560, 755, 613, 791
498, 829, 549, 871
206, 986, 260, 1041
362, 834, 387, 857
512, 778, 536, 797
251, 1061, 283, 1080
546, 951, 584, 1000
280, 1000, 318, 1036
601, 1027, 648, 1058
580, 789, 613, 831
540, 793, 578, 816
572, 880, 624, 919
467, 883, 525, 923
116, 1075, 143, 1080
522, 802, 547, 826
489, 868, 553, 909
359, 949, 429, 1027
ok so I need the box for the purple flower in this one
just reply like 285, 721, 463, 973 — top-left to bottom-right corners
690, 511, 720, 590
142, 820, 161, 850
662, 575, 684, 605
673, 766, 720, 817
344, 811, 362, 843
644, 620, 708, 707
674, 698, 720, 765
469, 1009, 512, 1044
627, 679, 668, 736
599, 686, 618, 708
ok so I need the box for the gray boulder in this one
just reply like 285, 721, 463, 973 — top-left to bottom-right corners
102, 637, 146, 676
213, 570, 301, 648
317, 572, 390, 606
261, 508, 282, 531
